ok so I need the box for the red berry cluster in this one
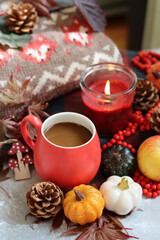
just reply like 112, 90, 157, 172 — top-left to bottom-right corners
102, 109, 151, 154
102, 101, 160, 198
102, 122, 137, 154
131, 110, 151, 132
133, 170, 160, 198
131, 51, 160, 73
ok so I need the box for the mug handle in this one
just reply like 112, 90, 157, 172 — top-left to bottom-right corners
20, 115, 42, 150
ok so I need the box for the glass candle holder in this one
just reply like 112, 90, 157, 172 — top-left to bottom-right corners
80, 62, 137, 136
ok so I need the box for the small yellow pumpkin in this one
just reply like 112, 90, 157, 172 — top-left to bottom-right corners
63, 184, 104, 225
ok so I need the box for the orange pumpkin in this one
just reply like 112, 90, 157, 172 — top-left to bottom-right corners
63, 184, 104, 225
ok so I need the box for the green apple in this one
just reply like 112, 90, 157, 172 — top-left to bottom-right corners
137, 135, 160, 181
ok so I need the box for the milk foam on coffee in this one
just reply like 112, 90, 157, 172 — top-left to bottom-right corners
44, 122, 92, 147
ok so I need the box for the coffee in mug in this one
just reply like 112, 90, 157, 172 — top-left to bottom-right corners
44, 122, 92, 147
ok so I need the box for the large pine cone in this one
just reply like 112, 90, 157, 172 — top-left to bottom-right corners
133, 78, 159, 111
149, 105, 160, 133
5, 2, 38, 34
26, 182, 64, 218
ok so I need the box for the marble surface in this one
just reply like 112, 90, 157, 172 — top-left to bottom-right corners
0, 168, 160, 240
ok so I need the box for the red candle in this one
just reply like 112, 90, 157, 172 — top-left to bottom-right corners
80, 63, 137, 136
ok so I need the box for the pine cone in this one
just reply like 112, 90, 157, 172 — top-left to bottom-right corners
5, 2, 38, 34
26, 182, 64, 218
149, 105, 160, 133
133, 78, 159, 111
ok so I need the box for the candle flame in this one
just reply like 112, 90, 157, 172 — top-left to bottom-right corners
104, 80, 110, 94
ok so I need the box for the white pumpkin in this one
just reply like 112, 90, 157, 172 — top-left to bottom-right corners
100, 175, 142, 215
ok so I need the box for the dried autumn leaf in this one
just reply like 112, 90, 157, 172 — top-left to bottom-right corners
96, 230, 104, 240
0, 117, 21, 139
26, 93, 49, 140
76, 224, 95, 239
106, 213, 130, 233
51, 210, 64, 232
0, 120, 6, 142
62, 225, 90, 236
25, 212, 51, 230
25, 204, 138, 240
27, 1, 51, 18
0, 161, 10, 181
0, 74, 36, 105
62, 210, 138, 240
73, 0, 107, 32
22, 0, 60, 18
27, 93, 49, 119
26, 122, 37, 141
64, 215, 71, 229
0, 185, 11, 198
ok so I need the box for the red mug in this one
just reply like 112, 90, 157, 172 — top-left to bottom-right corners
20, 112, 101, 190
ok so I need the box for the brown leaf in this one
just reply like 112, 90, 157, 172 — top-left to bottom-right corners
0, 176, 10, 181
106, 212, 127, 231
0, 120, 6, 142
62, 225, 89, 236
24, 202, 138, 240
100, 231, 110, 240
29, 217, 50, 230
77, 231, 96, 240
62, 211, 138, 240
25, 212, 50, 230
0, 185, 11, 199
51, 210, 64, 232
1, 117, 21, 139
27, 122, 38, 141
36, 0, 59, 8
30, 1, 51, 18
0, 74, 36, 105
22, 0, 59, 18
107, 228, 130, 239
73, 0, 107, 32
31, 219, 47, 230
25, 212, 33, 221
28, 93, 49, 119
20, 79, 32, 92
108, 229, 138, 239
64, 215, 72, 229
103, 223, 119, 230
0, 168, 9, 180
76, 225, 94, 240
96, 231, 104, 240
0, 161, 9, 180
26, 94, 49, 140
23, 0, 59, 9
0, 161, 11, 185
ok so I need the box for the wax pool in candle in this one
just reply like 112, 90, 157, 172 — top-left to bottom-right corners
82, 79, 134, 135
